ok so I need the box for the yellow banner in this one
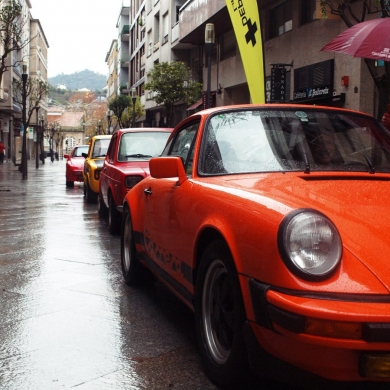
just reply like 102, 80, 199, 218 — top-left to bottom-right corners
225, 0, 265, 103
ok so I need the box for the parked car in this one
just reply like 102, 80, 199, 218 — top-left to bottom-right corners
82, 135, 112, 203
64, 145, 89, 187
121, 104, 390, 387
99, 127, 173, 234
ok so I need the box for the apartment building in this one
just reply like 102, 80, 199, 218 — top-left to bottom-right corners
0, 0, 49, 164
105, 39, 119, 102
108, 0, 382, 128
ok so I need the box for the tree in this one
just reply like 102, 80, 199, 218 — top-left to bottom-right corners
0, 0, 33, 89
13, 77, 49, 129
108, 94, 145, 129
120, 97, 145, 128
108, 94, 131, 129
144, 61, 202, 127
320, 0, 390, 119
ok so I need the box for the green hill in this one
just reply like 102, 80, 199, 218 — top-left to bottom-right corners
49, 70, 106, 92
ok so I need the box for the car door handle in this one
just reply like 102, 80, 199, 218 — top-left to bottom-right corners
144, 188, 152, 196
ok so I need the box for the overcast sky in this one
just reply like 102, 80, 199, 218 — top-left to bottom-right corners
30, 0, 125, 78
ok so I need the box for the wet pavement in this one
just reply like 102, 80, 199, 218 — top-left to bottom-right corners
1, 160, 388, 390
0, 159, 220, 389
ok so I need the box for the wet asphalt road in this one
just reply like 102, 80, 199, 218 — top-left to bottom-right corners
1, 160, 389, 390
0, 159, 292, 390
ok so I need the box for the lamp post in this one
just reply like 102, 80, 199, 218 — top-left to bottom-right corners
106, 109, 113, 134
21, 62, 28, 179
205, 23, 215, 109
98, 120, 102, 135
40, 119, 45, 164
50, 124, 55, 163
35, 106, 40, 169
131, 87, 137, 128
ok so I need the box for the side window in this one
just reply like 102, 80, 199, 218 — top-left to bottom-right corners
168, 121, 199, 174
106, 135, 117, 163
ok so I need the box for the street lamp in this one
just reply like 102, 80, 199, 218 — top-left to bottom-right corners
21, 62, 28, 179
40, 118, 45, 164
35, 106, 40, 169
205, 23, 215, 109
131, 87, 137, 128
106, 109, 113, 134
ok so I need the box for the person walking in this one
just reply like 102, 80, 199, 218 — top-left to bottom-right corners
0, 140, 5, 163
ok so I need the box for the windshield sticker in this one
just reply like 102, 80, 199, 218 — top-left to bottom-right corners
295, 111, 308, 122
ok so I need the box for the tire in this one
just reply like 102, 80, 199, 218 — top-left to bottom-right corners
121, 206, 145, 285
108, 194, 121, 235
97, 193, 108, 217
195, 240, 248, 387
85, 180, 97, 203
66, 180, 74, 188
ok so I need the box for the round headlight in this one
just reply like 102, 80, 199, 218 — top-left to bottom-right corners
278, 209, 342, 280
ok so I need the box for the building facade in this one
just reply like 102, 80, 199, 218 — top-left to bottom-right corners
0, 0, 49, 164
107, 0, 384, 128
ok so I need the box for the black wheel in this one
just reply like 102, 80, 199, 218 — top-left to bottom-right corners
97, 193, 108, 217
195, 240, 248, 387
66, 180, 74, 188
85, 180, 97, 203
108, 194, 121, 235
121, 206, 145, 285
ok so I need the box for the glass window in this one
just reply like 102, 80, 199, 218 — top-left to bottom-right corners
300, 0, 316, 25
92, 139, 111, 158
198, 109, 390, 175
117, 131, 171, 161
269, 1, 292, 39
73, 146, 88, 157
220, 30, 236, 61
165, 122, 199, 174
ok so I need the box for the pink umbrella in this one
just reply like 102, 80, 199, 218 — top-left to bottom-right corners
321, 18, 390, 61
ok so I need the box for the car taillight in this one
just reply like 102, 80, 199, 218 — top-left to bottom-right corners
94, 170, 100, 180
125, 176, 143, 188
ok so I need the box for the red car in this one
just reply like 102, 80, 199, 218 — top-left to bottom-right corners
121, 104, 390, 387
64, 145, 89, 187
99, 127, 172, 234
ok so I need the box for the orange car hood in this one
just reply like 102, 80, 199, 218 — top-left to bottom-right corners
221, 173, 390, 290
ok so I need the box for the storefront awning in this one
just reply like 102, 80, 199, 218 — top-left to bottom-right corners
187, 98, 203, 111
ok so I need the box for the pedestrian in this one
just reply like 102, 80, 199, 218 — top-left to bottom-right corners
382, 112, 390, 131
0, 140, 5, 163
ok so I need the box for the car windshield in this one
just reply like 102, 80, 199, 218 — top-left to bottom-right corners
73, 146, 88, 157
199, 108, 390, 175
92, 139, 110, 158
117, 131, 171, 162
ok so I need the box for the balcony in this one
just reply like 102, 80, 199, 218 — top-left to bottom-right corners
120, 56, 130, 67
120, 25, 130, 41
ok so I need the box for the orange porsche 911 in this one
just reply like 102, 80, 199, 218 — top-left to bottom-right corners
121, 104, 390, 387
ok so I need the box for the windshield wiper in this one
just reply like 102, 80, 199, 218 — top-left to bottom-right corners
364, 154, 376, 174
125, 154, 152, 158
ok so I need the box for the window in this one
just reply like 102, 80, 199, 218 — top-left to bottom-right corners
162, 12, 169, 44
164, 122, 199, 174
300, 0, 316, 25
269, 1, 292, 39
154, 12, 160, 43
220, 30, 236, 61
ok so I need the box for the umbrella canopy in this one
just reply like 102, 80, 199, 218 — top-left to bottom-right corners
321, 18, 390, 61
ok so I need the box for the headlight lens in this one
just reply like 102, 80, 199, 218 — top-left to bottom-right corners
278, 209, 342, 280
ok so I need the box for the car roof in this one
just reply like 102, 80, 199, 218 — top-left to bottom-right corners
115, 127, 173, 135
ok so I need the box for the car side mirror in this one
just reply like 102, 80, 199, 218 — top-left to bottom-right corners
64, 154, 69, 159
149, 156, 187, 185
82, 153, 88, 158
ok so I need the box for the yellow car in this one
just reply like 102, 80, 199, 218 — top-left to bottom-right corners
82, 135, 112, 203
